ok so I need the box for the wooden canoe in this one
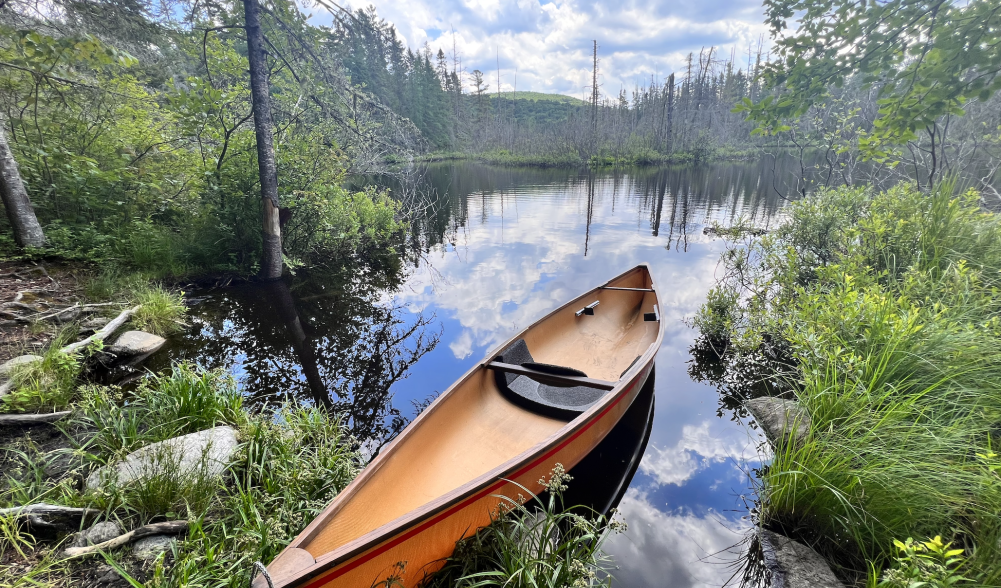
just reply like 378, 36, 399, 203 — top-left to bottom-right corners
254, 264, 665, 588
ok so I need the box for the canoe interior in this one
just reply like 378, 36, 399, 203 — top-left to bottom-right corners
297, 265, 660, 560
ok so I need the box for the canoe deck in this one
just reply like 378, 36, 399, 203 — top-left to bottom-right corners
264, 265, 663, 588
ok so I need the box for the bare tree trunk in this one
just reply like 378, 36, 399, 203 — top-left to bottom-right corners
666, 73, 675, 153
0, 121, 45, 248
244, 0, 282, 280
591, 40, 599, 152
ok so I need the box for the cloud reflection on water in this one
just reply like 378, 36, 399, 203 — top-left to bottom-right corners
381, 162, 786, 587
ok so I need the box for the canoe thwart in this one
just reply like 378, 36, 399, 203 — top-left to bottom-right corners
600, 286, 655, 292
575, 300, 600, 317
487, 361, 616, 391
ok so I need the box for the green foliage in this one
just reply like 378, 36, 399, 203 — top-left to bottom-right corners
0, 4, 404, 278
879, 536, 975, 588
696, 183, 1001, 583
77, 363, 246, 461
744, 0, 1001, 160
129, 283, 186, 336
146, 404, 356, 587
282, 185, 401, 266
0, 360, 358, 587
2, 340, 81, 413
422, 465, 623, 588
691, 286, 740, 343
115, 442, 221, 523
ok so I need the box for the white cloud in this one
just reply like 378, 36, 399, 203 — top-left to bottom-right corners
393, 173, 727, 360
323, 0, 771, 96
639, 420, 761, 486
605, 489, 749, 588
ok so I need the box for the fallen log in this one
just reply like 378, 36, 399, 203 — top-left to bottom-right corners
0, 411, 72, 425
0, 503, 100, 530
62, 520, 189, 558
61, 306, 138, 355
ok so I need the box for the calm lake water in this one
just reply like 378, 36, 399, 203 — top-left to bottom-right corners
146, 156, 808, 587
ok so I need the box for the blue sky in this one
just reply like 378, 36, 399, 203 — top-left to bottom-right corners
311, 0, 771, 98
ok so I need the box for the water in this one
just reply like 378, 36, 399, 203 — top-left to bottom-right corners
146, 156, 805, 587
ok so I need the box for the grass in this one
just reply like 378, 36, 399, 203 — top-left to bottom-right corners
1, 361, 361, 587
1, 359, 624, 587
2, 331, 82, 414
421, 465, 624, 588
417, 145, 759, 169
695, 181, 1001, 585
85, 271, 186, 336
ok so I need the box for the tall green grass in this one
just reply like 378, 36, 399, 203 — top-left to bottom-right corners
421, 465, 624, 588
2, 330, 82, 413
696, 182, 1001, 584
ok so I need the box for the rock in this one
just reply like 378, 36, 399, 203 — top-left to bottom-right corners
70, 521, 124, 548
0, 354, 42, 376
759, 529, 844, 588
86, 426, 239, 491
131, 534, 175, 559
109, 331, 166, 357
746, 397, 810, 446
91, 563, 125, 586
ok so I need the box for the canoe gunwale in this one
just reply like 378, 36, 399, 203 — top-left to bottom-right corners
274, 263, 664, 588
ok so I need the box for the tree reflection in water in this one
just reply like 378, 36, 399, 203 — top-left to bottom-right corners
152, 256, 440, 451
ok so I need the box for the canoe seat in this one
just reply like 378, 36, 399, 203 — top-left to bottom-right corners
493, 339, 608, 419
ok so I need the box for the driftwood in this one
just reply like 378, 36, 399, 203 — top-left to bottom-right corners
61, 306, 138, 355
3, 302, 121, 324
1, 301, 39, 312
0, 503, 100, 530
62, 520, 188, 558
0, 411, 72, 425
30, 302, 119, 323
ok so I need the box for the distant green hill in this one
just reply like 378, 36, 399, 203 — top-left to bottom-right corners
489, 91, 586, 105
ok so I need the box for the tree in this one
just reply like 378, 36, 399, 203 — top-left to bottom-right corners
471, 69, 489, 100
743, 0, 1001, 187
243, 0, 283, 280
0, 118, 45, 247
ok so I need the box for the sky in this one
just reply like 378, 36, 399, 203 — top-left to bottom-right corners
308, 0, 772, 99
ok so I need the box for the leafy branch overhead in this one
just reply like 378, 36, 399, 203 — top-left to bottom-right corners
743, 0, 1001, 156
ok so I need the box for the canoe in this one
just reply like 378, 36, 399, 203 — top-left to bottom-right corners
253, 264, 665, 588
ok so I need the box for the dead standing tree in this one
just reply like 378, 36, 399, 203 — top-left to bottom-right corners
243, 0, 283, 280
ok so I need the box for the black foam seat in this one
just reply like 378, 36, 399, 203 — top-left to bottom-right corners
493, 339, 608, 419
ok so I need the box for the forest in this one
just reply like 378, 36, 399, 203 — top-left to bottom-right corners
2, 0, 999, 278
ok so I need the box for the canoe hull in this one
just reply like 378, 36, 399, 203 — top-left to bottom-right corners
290, 361, 653, 588
256, 264, 664, 588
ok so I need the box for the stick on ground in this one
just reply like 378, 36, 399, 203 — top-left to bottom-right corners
62, 520, 189, 558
